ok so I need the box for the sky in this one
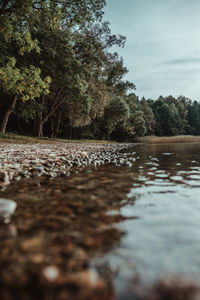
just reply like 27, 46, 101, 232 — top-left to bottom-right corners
103, 0, 200, 100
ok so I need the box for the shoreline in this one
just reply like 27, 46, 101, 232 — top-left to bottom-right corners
0, 142, 133, 185
138, 135, 200, 144
1, 134, 200, 185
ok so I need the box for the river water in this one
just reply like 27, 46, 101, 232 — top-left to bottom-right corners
99, 143, 200, 297
1, 143, 200, 299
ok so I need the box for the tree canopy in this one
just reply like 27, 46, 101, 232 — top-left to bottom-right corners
1, 0, 200, 140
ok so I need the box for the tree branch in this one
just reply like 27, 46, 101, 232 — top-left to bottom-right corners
43, 97, 66, 124
0, 0, 10, 15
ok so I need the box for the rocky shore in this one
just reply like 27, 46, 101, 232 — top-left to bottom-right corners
1, 142, 200, 300
0, 142, 133, 185
0, 141, 136, 300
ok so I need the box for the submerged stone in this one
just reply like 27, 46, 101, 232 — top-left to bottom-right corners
42, 266, 60, 282
0, 198, 17, 224
0, 224, 17, 240
0, 170, 10, 183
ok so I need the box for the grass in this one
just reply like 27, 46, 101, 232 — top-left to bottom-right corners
0, 132, 117, 144
138, 135, 200, 144
1, 132, 200, 145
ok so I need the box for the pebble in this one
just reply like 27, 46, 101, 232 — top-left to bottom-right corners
74, 269, 103, 288
0, 170, 10, 183
0, 142, 133, 185
0, 198, 17, 224
42, 266, 60, 282
21, 237, 42, 251
125, 161, 133, 167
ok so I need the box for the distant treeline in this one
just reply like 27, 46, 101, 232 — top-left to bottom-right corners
0, 1, 200, 141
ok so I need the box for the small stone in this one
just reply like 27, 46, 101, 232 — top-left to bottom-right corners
21, 237, 42, 251
42, 266, 59, 282
0, 198, 17, 224
80, 151, 88, 158
0, 171, 10, 183
33, 166, 44, 171
74, 269, 104, 288
125, 161, 132, 167
31, 254, 44, 264
0, 224, 17, 240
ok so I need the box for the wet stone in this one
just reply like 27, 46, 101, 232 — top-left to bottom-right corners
0, 142, 133, 184
0, 170, 10, 183
0, 198, 17, 224
0, 161, 136, 299
0, 224, 17, 240
33, 166, 45, 171
42, 265, 60, 282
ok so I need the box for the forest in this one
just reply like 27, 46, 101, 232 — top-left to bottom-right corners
1, 0, 200, 141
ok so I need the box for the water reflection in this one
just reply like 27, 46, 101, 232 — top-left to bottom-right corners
106, 143, 200, 298
0, 161, 137, 299
1, 143, 200, 299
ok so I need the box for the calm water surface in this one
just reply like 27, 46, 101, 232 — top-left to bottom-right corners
100, 143, 200, 295
1, 143, 200, 299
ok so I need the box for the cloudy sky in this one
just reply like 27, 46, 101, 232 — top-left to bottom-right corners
104, 0, 200, 100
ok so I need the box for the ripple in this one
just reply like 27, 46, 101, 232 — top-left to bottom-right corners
188, 175, 200, 180
145, 162, 159, 166
170, 176, 183, 181
151, 157, 159, 161
138, 176, 148, 182
156, 174, 169, 178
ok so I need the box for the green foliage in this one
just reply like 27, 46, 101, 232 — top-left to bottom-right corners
152, 96, 188, 136
102, 96, 130, 139
0, 57, 51, 101
4, 0, 199, 141
185, 100, 200, 135
123, 94, 146, 138
141, 97, 155, 135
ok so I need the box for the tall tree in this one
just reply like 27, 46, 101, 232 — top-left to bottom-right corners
141, 97, 155, 135
102, 96, 130, 140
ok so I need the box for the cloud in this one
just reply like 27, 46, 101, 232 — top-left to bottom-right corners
104, 0, 200, 100
165, 58, 200, 65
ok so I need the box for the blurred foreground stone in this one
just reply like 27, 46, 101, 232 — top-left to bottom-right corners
0, 198, 17, 224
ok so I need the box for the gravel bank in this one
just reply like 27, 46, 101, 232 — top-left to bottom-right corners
0, 142, 133, 185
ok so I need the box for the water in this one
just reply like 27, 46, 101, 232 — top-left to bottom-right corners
1, 143, 200, 299
102, 143, 200, 295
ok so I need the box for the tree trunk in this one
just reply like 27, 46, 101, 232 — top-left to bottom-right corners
38, 121, 44, 138
52, 110, 62, 138
69, 127, 72, 139
0, 95, 17, 134
37, 94, 65, 138
37, 95, 45, 137
50, 117, 54, 138
33, 109, 37, 135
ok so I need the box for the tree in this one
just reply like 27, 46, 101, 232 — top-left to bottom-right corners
0, 58, 50, 133
1, 0, 141, 140
0, 0, 108, 136
0, 0, 50, 133
141, 97, 155, 135
102, 96, 130, 139
186, 100, 200, 135
0, 0, 32, 16
152, 96, 186, 136
125, 94, 146, 137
